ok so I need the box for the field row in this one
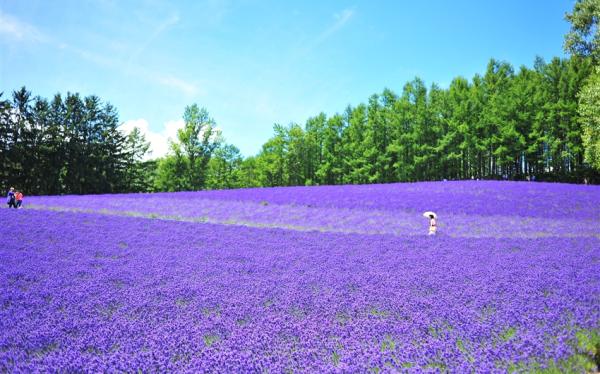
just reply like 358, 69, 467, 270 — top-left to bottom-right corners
27, 198, 599, 239
29, 181, 600, 219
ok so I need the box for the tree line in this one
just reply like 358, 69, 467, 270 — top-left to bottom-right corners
0, 88, 145, 195
0, 89, 247, 194
1, 55, 597, 196
249, 56, 597, 186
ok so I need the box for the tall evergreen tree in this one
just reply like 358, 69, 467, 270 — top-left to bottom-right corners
579, 66, 600, 170
123, 126, 151, 192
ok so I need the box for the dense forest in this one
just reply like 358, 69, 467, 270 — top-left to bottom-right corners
248, 56, 596, 186
0, 88, 147, 195
1, 0, 599, 194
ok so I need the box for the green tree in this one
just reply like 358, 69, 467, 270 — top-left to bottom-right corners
255, 124, 287, 186
155, 104, 222, 191
123, 126, 151, 192
342, 104, 370, 184
579, 66, 600, 169
0, 93, 12, 188
405, 78, 431, 180
317, 114, 345, 184
304, 113, 327, 185
8, 87, 33, 190
238, 156, 261, 188
285, 124, 309, 186
62, 92, 87, 193
442, 77, 474, 179
565, 0, 600, 173
0, 88, 133, 194
96, 100, 128, 193
388, 87, 415, 181
206, 143, 243, 189
154, 154, 189, 192
564, 0, 600, 63
427, 83, 448, 179
42, 94, 67, 194
178, 104, 222, 189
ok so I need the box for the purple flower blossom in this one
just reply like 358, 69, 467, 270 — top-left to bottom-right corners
1, 181, 599, 371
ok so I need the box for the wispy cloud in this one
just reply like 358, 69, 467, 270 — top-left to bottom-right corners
154, 74, 199, 96
316, 8, 355, 44
0, 11, 47, 42
120, 12, 201, 96
0, 10, 197, 96
292, 7, 356, 58
127, 13, 180, 64
71, 45, 118, 68
74, 45, 200, 96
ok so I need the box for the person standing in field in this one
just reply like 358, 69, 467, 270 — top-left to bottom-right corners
428, 214, 437, 235
15, 191, 23, 208
423, 211, 437, 235
6, 187, 17, 209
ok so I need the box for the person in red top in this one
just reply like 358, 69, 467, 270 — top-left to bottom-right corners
15, 191, 23, 208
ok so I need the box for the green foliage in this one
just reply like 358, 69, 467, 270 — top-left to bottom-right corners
380, 335, 397, 352
579, 66, 600, 170
499, 327, 517, 342
206, 143, 243, 189
153, 104, 223, 191
575, 329, 600, 368
331, 350, 341, 366
202, 334, 221, 348
564, 0, 600, 63
497, 328, 600, 373
154, 154, 190, 192
123, 127, 152, 192
0, 88, 132, 194
244, 56, 597, 186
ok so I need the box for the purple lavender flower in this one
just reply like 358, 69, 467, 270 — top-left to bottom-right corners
1, 181, 599, 372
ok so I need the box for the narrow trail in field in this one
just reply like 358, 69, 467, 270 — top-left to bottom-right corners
26, 203, 600, 239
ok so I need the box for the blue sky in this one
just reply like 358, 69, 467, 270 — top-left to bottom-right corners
1, 0, 573, 158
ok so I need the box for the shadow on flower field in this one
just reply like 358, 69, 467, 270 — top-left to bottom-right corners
1, 181, 599, 372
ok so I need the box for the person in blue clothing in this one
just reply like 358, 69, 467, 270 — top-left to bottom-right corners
6, 187, 17, 208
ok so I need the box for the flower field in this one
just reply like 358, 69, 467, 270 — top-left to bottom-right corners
1, 181, 599, 372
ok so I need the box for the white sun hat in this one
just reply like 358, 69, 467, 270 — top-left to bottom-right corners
423, 211, 437, 219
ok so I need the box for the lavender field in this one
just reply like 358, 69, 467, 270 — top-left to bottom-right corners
1, 181, 599, 372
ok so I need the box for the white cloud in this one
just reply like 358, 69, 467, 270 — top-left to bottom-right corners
120, 117, 226, 159
0, 11, 47, 42
163, 119, 186, 141
155, 75, 199, 96
120, 118, 185, 160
